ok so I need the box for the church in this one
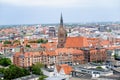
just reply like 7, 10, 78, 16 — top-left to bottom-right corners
57, 14, 107, 63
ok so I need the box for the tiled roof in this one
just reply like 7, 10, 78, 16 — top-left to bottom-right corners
100, 40, 110, 46
65, 37, 89, 48
43, 51, 56, 56
14, 51, 42, 57
55, 48, 83, 55
88, 38, 110, 47
56, 64, 72, 75
41, 42, 57, 51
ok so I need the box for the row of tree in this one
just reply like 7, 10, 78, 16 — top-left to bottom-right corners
3, 39, 48, 45
3, 41, 11, 44
0, 65, 30, 80
3, 40, 20, 45
29, 39, 48, 43
0, 62, 46, 80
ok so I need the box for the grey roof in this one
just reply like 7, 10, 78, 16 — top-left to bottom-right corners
99, 75, 120, 80
13, 74, 39, 80
19, 54, 24, 58
45, 76, 66, 80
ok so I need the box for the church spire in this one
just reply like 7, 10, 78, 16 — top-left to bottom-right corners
57, 13, 66, 48
60, 13, 63, 27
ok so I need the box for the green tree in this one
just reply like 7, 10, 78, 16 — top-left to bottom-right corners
37, 39, 44, 43
0, 41, 2, 43
38, 75, 47, 80
96, 66, 103, 69
4, 65, 30, 80
0, 68, 5, 73
26, 44, 31, 48
32, 63, 43, 75
13, 40, 20, 44
0, 58, 11, 67
114, 54, 118, 59
3, 41, 11, 44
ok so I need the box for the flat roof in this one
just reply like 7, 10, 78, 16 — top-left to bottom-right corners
45, 76, 66, 80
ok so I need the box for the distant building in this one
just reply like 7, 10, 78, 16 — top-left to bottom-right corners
82, 48, 107, 63
72, 65, 113, 78
98, 25, 107, 32
48, 26, 56, 38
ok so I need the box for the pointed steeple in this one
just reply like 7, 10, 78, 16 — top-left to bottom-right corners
60, 13, 63, 27
58, 13, 66, 48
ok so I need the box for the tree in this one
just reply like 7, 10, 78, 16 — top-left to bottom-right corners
37, 39, 48, 43
0, 68, 5, 73
37, 39, 43, 43
31, 63, 43, 75
114, 54, 118, 59
13, 40, 20, 44
38, 75, 47, 80
0, 41, 2, 43
96, 66, 103, 70
0, 58, 11, 67
3, 41, 11, 44
26, 44, 31, 48
4, 65, 30, 80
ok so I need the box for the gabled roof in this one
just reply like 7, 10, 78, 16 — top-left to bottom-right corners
55, 64, 72, 75
65, 37, 89, 48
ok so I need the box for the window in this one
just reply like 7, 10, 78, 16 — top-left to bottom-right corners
60, 34, 64, 37
61, 44, 63, 46
61, 39, 63, 42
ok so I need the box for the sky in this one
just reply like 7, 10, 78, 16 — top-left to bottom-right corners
0, 0, 120, 25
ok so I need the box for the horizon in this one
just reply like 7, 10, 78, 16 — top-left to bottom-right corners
0, 0, 120, 25
0, 21, 120, 26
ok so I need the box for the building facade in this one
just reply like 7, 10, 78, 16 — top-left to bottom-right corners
13, 47, 85, 68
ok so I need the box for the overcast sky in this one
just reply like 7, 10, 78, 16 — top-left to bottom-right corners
0, 0, 120, 25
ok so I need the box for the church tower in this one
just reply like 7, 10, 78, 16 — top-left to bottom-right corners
57, 13, 66, 48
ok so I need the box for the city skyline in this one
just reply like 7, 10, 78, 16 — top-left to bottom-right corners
0, 0, 120, 25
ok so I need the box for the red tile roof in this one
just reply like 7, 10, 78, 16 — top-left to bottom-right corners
56, 64, 72, 75
65, 37, 89, 48
55, 48, 83, 55
41, 42, 57, 51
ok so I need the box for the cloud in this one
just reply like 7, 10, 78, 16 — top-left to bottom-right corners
0, 0, 119, 8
